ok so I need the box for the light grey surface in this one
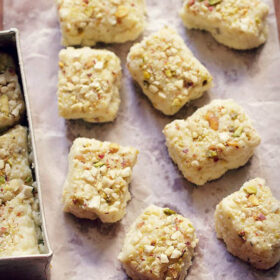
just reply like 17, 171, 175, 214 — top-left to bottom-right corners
0, 29, 52, 279
4, 0, 280, 279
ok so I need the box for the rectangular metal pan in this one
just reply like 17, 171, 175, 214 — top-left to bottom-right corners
0, 28, 52, 280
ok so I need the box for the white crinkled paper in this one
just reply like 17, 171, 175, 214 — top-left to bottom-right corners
4, 0, 280, 279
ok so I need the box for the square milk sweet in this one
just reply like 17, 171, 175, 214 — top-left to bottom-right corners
127, 27, 213, 115
180, 0, 269, 50
163, 99, 261, 185
119, 205, 198, 280
63, 137, 138, 223
0, 125, 32, 184
215, 178, 280, 269
56, 0, 146, 46
0, 179, 40, 257
57, 47, 122, 123
0, 52, 25, 130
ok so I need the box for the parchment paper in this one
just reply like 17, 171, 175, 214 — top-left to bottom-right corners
4, 0, 280, 279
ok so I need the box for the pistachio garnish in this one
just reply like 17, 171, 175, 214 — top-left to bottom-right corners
0, 175, 5, 185
233, 126, 243, 137
165, 69, 172, 78
207, 150, 217, 158
243, 185, 257, 195
172, 98, 181, 107
163, 208, 176, 216
94, 161, 105, 168
143, 71, 151, 80
208, 0, 222, 6
25, 176, 33, 184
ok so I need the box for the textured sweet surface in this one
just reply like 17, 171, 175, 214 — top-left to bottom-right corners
180, 0, 269, 50
5, 0, 280, 278
57, 47, 121, 123
0, 125, 32, 184
63, 137, 138, 223
163, 99, 261, 185
119, 205, 198, 280
56, 0, 146, 46
215, 178, 280, 269
0, 179, 42, 257
127, 27, 212, 115
0, 52, 25, 129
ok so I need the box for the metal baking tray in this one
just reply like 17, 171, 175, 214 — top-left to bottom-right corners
0, 29, 52, 280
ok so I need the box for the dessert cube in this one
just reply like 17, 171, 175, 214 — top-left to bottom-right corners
127, 27, 212, 115
163, 99, 261, 185
180, 0, 269, 50
0, 179, 40, 256
56, 0, 146, 46
0, 52, 25, 129
119, 205, 198, 280
57, 47, 122, 123
215, 178, 280, 269
63, 137, 138, 223
0, 125, 32, 185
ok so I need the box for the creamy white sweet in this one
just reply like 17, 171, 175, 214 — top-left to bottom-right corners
180, 0, 269, 50
0, 125, 32, 184
163, 99, 261, 185
57, 47, 122, 123
0, 179, 42, 257
215, 178, 280, 269
119, 205, 198, 280
63, 137, 138, 223
0, 52, 25, 129
56, 0, 146, 46
127, 27, 213, 115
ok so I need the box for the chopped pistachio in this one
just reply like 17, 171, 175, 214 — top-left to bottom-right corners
172, 98, 181, 107
243, 185, 257, 195
25, 176, 33, 184
233, 126, 243, 137
208, 0, 222, 5
207, 150, 217, 158
230, 112, 238, 120
0, 176, 5, 185
143, 71, 151, 80
163, 208, 176, 216
165, 69, 172, 78
94, 161, 105, 168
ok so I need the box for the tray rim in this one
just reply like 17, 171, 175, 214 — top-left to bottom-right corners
0, 28, 53, 261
